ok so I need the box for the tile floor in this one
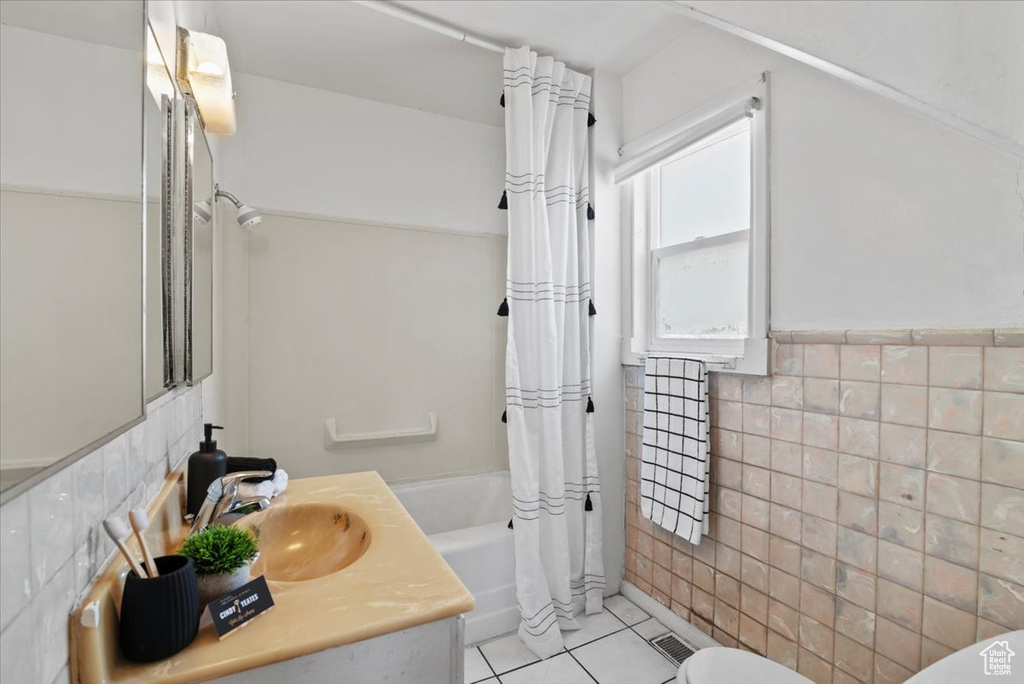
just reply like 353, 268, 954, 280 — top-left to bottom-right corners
465, 595, 689, 684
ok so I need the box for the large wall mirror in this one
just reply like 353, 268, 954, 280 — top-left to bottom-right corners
0, 0, 145, 497
185, 101, 214, 385
145, 23, 182, 401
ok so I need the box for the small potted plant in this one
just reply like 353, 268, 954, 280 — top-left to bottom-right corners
180, 525, 259, 608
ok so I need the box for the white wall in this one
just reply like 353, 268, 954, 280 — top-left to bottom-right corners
591, 70, 627, 593
624, 24, 1023, 330
215, 73, 507, 470
244, 212, 507, 482
0, 25, 139, 196
222, 73, 506, 235
683, 0, 1024, 147
1, 191, 141, 468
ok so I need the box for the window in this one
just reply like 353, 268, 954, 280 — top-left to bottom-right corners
619, 77, 770, 373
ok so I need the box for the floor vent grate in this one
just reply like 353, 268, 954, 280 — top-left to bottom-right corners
649, 632, 697, 667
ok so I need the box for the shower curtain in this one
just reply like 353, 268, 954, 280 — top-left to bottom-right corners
501, 46, 604, 659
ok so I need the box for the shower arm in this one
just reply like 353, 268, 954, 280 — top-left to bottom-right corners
214, 186, 243, 209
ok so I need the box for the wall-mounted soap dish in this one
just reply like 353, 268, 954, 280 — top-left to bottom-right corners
323, 412, 439, 449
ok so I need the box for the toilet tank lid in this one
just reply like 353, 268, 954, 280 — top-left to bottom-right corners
681, 648, 813, 684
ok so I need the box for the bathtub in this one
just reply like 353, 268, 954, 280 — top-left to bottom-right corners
391, 471, 517, 645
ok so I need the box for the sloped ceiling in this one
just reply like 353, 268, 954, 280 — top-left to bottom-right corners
680, 0, 1024, 147
213, 0, 696, 127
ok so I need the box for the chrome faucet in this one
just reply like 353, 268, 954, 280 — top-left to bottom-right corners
189, 471, 272, 535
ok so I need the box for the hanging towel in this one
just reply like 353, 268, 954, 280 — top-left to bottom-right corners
237, 469, 289, 501
640, 357, 710, 544
225, 456, 277, 481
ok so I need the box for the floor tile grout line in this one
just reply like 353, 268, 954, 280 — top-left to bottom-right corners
564, 624, 632, 657
630, 621, 687, 669
572, 620, 680, 683
630, 622, 665, 643
565, 646, 601, 684
598, 605, 683, 672
474, 645, 498, 682
479, 599, 662, 680
487, 633, 617, 682
488, 655, 539, 678
554, 603, 638, 655
605, 608, 634, 629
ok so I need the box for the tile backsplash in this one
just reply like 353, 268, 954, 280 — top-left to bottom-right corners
0, 386, 203, 684
624, 332, 1023, 684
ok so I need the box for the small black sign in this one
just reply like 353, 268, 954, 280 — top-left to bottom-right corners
208, 575, 275, 639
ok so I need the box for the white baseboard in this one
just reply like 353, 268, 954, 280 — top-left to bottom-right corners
620, 581, 720, 650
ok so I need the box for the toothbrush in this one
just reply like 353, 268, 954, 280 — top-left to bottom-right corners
128, 508, 159, 578
103, 518, 148, 579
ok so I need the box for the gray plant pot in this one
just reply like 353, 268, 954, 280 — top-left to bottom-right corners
196, 562, 251, 610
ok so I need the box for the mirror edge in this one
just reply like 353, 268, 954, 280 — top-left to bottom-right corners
182, 98, 195, 384
0, 4, 148, 506
145, 19, 183, 403
183, 98, 214, 387
0, 416, 147, 506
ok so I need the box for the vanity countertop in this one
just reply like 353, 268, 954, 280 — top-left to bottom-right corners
71, 471, 475, 683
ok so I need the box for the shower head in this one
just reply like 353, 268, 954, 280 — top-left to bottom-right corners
211, 187, 263, 228
235, 203, 262, 228
193, 198, 213, 224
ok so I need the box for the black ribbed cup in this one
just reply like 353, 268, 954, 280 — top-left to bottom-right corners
119, 555, 200, 662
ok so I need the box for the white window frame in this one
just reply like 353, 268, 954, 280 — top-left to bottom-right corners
619, 73, 770, 374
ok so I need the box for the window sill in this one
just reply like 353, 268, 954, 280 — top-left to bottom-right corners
622, 337, 769, 376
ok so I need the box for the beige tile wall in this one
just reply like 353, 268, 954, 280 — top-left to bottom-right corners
624, 337, 1023, 684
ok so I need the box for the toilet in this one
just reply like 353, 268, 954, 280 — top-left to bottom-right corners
905, 630, 1023, 683
676, 648, 811, 684
677, 630, 1024, 684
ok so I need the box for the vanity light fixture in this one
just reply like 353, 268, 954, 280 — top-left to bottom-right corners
177, 27, 236, 135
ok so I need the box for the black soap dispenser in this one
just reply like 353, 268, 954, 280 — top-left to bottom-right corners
186, 424, 227, 518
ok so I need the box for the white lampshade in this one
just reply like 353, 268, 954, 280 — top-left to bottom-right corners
180, 29, 236, 135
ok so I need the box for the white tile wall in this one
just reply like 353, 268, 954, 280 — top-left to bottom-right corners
0, 385, 203, 684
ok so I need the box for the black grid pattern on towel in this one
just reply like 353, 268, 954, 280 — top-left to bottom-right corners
639, 357, 710, 544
